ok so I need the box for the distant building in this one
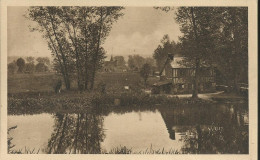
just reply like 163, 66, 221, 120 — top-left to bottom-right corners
103, 56, 117, 72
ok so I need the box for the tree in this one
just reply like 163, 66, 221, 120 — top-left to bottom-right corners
88, 7, 124, 90
153, 35, 177, 76
157, 7, 248, 96
140, 63, 151, 86
27, 7, 124, 91
175, 7, 248, 95
27, 7, 72, 90
26, 56, 35, 64
16, 58, 25, 73
127, 55, 146, 71
114, 56, 126, 67
212, 8, 248, 91
36, 57, 50, 66
24, 63, 35, 73
35, 62, 49, 72
175, 7, 222, 98
145, 57, 156, 68
8, 61, 18, 74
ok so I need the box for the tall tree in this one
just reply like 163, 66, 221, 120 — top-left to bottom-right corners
27, 7, 72, 89
175, 7, 247, 96
175, 7, 222, 98
212, 7, 248, 91
88, 7, 124, 90
153, 35, 177, 76
27, 7, 124, 91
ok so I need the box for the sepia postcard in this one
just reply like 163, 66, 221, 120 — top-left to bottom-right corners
0, 0, 258, 160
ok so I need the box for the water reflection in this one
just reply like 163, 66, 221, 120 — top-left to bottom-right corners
46, 113, 105, 154
8, 103, 248, 154
159, 104, 248, 154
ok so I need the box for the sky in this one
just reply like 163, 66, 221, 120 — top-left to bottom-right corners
7, 7, 182, 59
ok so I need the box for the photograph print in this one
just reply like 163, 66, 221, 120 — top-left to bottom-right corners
7, 6, 249, 154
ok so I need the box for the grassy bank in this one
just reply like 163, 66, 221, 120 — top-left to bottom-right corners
8, 90, 212, 115
8, 72, 212, 114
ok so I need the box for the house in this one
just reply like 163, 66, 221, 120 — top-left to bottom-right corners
170, 57, 216, 94
152, 57, 216, 94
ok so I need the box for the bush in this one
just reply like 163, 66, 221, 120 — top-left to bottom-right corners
8, 62, 18, 74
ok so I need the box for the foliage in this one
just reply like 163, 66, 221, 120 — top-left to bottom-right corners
212, 8, 248, 87
36, 57, 50, 66
153, 35, 179, 76
8, 61, 18, 74
114, 56, 126, 67
27, 7, 124, 91
174, 7, 248, 95
127, 55, 155, 72
26, 56, 35, 64
35, 62, 49, 72
16, 58, 25, 73
128, 55, 145, 71
140, 63, 151, 85
24, 63, 35, 74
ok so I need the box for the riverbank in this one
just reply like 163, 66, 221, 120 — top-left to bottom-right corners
8, 72, 247, 115
8, 91, 214, 115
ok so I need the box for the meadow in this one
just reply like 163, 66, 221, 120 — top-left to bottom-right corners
8, 72, 158, 94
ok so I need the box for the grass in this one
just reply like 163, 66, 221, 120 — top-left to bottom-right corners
102, 145, 180, 154
8, 72, 159, 94
8, 72, 61, 93
8, 72, 215, 115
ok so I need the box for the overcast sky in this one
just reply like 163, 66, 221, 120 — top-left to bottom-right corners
8, 7, 182, 59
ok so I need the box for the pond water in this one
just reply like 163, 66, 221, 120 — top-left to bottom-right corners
8, 103, 249, 154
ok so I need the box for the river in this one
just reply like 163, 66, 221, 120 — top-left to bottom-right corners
8, 102, 248, 154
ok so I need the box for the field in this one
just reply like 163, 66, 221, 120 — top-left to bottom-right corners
8, 72, 159, 94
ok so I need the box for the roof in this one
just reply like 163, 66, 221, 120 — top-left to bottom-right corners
153, 80, 172, 86
170, 57, 187, 68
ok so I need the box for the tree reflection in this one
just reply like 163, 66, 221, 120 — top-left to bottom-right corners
159, 103, 248, 154
46, 111, 105, 154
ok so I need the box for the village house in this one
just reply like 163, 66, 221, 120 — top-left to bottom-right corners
170, 57, 216, 94
103, 56, 117, 72
152, 57, 216, 94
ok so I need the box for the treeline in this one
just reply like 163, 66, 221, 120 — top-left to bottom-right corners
26, 7, 124, 90
127, 55, 156, 72
8, 57, 51, 74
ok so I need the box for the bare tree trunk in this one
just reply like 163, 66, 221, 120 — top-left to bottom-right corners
193, 59, 200, 98
84, 25, 89, 90
190, 7, 200, 99
49, 13, 71, 90
43, 23, 69, 91
83, 9, 90, 91
90, 8, 103, 90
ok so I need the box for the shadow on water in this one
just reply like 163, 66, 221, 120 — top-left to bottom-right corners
8, 102, 248, 154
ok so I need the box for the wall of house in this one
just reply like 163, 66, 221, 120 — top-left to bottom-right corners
171, 68, 216, 94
